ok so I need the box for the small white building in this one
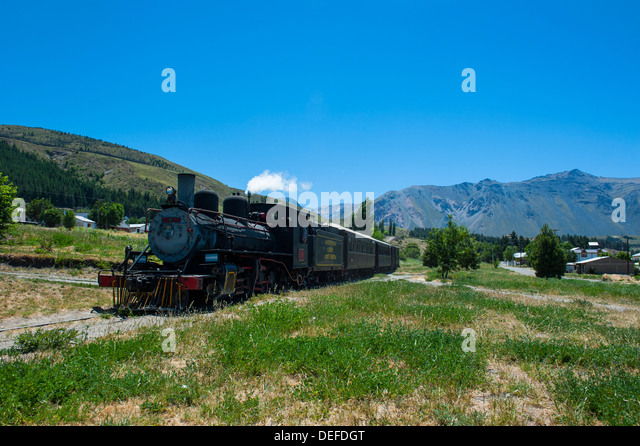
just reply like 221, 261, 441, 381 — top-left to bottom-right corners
75, 215, 96, 229
113, 220, 147, 233
128, 223, 146, 234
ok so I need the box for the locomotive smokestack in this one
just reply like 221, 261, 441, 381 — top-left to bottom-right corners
178, 173, 196, 208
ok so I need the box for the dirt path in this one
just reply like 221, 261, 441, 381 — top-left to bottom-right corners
375, 272, 640, 313
500, 264, 602, 283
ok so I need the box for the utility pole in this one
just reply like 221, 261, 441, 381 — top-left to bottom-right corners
625, 235, 630, 276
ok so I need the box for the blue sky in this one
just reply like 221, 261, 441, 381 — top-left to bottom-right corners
1, 0, 638, 199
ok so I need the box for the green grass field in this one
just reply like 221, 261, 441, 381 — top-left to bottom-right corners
0, 224, 147, 264
1, 260, 639, 425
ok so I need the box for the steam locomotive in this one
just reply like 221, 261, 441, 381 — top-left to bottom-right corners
98, 173, 399, 309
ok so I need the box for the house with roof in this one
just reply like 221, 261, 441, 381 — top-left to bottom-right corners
128, 223, 147, 234
573, 256, 632, 275
571, 245, 601, 261
112, 220, 147, 233
75, 215, 96, 229
514, 252, 528, 266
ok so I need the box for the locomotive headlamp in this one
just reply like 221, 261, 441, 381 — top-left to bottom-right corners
166, 186, 177, 204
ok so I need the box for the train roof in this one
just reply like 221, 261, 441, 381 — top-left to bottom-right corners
326, 223, 393, 246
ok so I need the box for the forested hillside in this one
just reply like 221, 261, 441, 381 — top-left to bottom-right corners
0, 140, 162, 217
0, 125, 242, 203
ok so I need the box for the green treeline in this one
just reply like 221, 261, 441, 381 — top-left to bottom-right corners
0, 141, 162, 217
410, 226, 631, 257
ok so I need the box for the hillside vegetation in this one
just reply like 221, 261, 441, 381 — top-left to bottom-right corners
0, 125, 243, 210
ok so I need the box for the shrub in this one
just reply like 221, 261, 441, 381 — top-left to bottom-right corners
63, 210, 76, 230
0, 172, 17, 237
43, 208, 63, 227
13, 328, 79, 353
403, 242, 421, 259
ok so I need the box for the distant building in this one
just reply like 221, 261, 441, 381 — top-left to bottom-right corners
571, 246, 601, 261
128, 223, 146, 234
112, 220, 147, 233
514, 252, 528, 266
75, 215, 96, 229
574, 256, 631, 275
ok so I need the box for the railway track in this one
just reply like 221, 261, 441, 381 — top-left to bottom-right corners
0, 270, 97, 286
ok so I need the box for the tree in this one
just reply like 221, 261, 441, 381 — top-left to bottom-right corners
372, 227, 385, 241
26, 198, 55, 224
421, 215, 474, 279
459, 236, 481, 271
616, 251, 631, 261
63, 210, 76, 230
43, 208, 63, 227
526, 224, 567, 279
89, 201, 125, 229
403, 242, 421, 259
503, 246, 516, 264
562, 241, 578, 262
0, 172, 17, 237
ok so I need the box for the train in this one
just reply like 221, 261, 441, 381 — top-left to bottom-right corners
98, 173, 399, 309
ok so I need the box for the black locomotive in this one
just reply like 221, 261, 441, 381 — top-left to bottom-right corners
98, 173, 399, 309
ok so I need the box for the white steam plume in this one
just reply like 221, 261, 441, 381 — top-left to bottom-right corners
246, 170, 312, 194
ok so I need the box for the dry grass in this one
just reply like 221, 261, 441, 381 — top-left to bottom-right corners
2, 263, 640, 426
0, 274, 112, 320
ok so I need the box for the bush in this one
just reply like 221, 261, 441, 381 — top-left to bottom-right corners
35, 235, 54, 253
0, 172, 17, 237
63, 210, 76, 230
43, 208, 63, 227
403, 242, 421, 259
13, 328, 79, 353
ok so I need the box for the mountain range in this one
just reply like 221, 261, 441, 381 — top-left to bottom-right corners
374, 170, 640, 237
